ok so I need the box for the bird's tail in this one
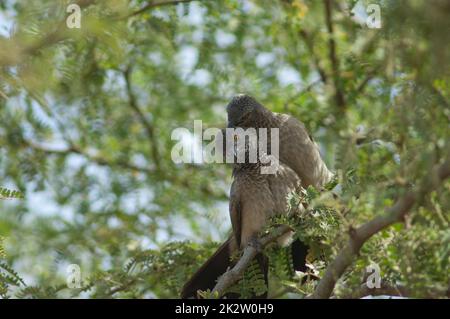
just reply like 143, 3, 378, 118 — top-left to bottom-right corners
181, 237, 234, 299
291, 238, 320, 282
291, 238, 308, 272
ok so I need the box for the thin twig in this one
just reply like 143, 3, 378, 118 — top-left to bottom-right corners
126, 0, 198, 18
355, 64, 382, 95
298, 30, 328, 84
24, 140, 154, 174
123, 67, 161, 171
284, 79, 322, 111
23, 139, 227, 199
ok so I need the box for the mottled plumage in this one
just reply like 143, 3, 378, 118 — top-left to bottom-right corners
181, 94, 331, 299
230, 160, 301, 250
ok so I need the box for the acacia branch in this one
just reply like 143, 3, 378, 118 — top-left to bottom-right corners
123, 67, 161, 171
323, 0, 346, 109
108, 279, 138, 296
298, 30, 328, 84
343, 282, 450, 299
24, 140, 154, 174
354, 64, 382, 95
22, 139, 227, 199
211, 225, 293, 297
310, 158, 450, 299
428, 82, 450, 109
284, 79, 322, 111
127, 0, 198, 18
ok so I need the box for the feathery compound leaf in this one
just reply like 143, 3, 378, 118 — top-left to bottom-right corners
0, 187, 24, 200
0, 262, 26, 287
0, 238, 5, 259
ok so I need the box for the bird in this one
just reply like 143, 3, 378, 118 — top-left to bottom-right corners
180, 94, 332, 299
181, 142, 304, 299
227, 94, 333, 286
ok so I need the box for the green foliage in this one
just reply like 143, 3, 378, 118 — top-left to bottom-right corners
0, 188, 24, 200
0, 0, 449, 298
0, 190, 26, 298
0, 257, 27, 298
0, 238, 4, 259
226, 258, 268, 298
63, 241, 223, 299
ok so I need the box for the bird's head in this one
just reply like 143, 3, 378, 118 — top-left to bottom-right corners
226, 94, 264, 128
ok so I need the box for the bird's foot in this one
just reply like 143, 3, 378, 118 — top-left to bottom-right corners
249, 237, 263, 253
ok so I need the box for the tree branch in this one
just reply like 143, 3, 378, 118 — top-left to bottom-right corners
24, 140, 154, 174
323, 0, 346, 109
211, 225, 293, 297
298, 30, 328, 84
354, 64, 382, 95
108, 278, 138, 296
428, 82, 450, 110
22, 139, 227, 200
343, 282, 450, 299
123, 67, 161, 171
126, 0, 198, 18
339, 283, 407, 299
310, 157, 450, 299
283, 79, 322, 112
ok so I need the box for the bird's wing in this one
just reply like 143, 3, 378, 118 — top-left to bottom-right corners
276, 113, 333, 188
267, 163, 301, 215
267, 162, 310, 271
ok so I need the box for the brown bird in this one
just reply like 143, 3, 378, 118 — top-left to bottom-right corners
181, 145, 304, 298
181, 95, 332, 298
226, 94, 332, 287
